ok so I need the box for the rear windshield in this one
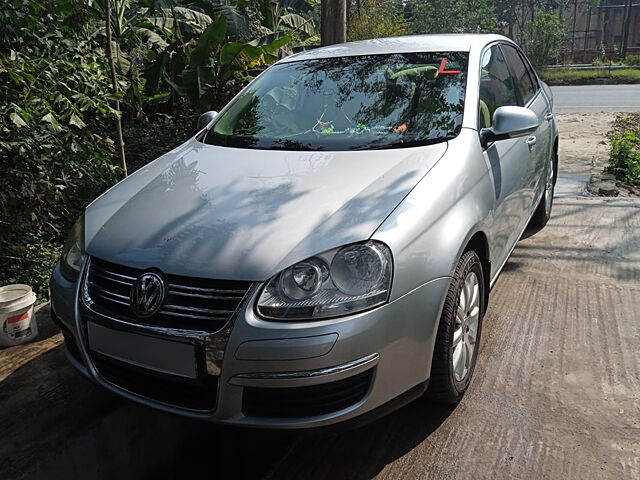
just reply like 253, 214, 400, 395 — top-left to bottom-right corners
203, 52, 468, 151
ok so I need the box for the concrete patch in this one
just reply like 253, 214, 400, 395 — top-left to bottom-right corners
555, 172, 591, 197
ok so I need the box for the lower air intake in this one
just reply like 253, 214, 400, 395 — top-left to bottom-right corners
242, 369, 373, 418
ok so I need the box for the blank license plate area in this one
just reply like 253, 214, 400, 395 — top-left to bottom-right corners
87, 322, 198, 379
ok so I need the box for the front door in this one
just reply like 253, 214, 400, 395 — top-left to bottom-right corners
479, 44, 533, 273
501, 44, 551, 214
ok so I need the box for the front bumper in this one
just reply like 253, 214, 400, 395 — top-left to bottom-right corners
50, 262, 449, 428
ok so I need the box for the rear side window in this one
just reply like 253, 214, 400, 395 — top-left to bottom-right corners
501, 44, 537, 106
479, 45, 518, 128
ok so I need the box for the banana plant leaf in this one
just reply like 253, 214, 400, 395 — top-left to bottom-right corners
189, 15, 227, 67
220, 42, 266, 68
180, 65, 216, 103
250, 31, 292, 52
280, 13, 315, 37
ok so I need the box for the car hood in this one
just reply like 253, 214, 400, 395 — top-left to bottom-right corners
85, 139, 447, 281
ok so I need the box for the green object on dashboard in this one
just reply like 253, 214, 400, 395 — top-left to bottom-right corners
390, 65, 439, 80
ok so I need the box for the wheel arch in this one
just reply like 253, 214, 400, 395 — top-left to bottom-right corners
462, 231, 491, 315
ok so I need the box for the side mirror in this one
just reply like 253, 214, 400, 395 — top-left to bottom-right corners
197, 110, 218, 131
480, 106, 539, 148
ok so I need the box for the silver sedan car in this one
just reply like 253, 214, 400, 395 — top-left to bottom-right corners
50, 34, 558, 428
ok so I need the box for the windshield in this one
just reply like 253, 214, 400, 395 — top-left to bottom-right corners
203, 52, 468, 151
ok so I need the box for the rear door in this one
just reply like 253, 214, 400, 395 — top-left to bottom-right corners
500, 44, 550, 213
479, 44, 532, 271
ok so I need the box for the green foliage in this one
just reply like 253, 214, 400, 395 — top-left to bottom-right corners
348, 0, 407, 41
0, 0, 121, 299
595, 41, 606, 63
540, 68, 640, 85
624, 54, 640, 66
608, 134, 640, 187
124, 108, 198, 173
143, 0, 317, 109
607, 114, 640, 187
592, 59, 624, 66
402, 0, 499, 35
0, 0, 319, 299
521, 12, 565, 67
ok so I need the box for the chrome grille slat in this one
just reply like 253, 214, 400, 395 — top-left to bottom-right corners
162, 304, 235, 316
90, 290, 130, 307
167, 290, 244, 300
90, 274, 134, 287
89, 287, 129, 301
159, 311, 230, 321
91, 266, 136, 282
85, 257, 252, 332
169, 284, 246, 294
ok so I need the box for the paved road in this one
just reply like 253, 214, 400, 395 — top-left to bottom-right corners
551, 84, 640, 113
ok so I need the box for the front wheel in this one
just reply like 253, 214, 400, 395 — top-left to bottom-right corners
428, 250, 485, 404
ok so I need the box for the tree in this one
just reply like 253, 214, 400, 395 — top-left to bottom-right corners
321, 0, 346, 45
104, 0, 128, 177
522, 11, 565, 66
402, 0, 499, 35
347, 0, 406, 41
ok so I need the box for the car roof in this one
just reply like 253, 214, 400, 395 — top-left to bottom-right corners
279, 34, 511, 63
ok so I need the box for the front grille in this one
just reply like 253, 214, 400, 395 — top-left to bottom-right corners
242, 369, 374, 418
92, 352, 218, 411
85, 257, 252, 332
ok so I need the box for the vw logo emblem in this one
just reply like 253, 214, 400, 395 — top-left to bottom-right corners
130, 272, 165, 318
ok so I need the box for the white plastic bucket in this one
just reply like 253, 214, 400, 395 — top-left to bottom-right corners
0, 284, 38, 347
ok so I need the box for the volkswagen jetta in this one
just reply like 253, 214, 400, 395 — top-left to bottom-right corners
50, 34, 558, 428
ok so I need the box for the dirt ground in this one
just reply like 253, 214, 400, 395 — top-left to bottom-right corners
556, 112, 615, 175
1, 113, 639, 480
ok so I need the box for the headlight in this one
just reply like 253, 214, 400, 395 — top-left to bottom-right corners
257, 241, 392, 320
60, 214, 86, 282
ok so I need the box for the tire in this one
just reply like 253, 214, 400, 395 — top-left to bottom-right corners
530, 150, 556, 228
428, 250, 484, 404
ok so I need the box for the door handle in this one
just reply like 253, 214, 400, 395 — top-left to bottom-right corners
526, 136, 537, 148
545, 112, 554, 121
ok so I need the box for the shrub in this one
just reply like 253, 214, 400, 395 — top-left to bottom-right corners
540, 68, 640, 85
0, 0, 121, 299
594, 41, 606, 64
0, 0, 319, 300
624, 54, 640, 66
607, 114, 640, 187
124, 107, 198, 174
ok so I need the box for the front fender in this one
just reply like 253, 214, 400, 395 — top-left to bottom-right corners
373, 129, 494, 301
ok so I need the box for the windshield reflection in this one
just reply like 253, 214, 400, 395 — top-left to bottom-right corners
204, 52, 468, 151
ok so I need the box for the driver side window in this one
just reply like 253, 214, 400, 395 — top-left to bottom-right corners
479, 45, 518, 128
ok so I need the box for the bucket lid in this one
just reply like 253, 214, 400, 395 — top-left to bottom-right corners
0, 284, 37, 313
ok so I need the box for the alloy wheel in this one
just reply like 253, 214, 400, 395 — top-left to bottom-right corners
544, 156, 554, 217
452, 271, 480, 382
